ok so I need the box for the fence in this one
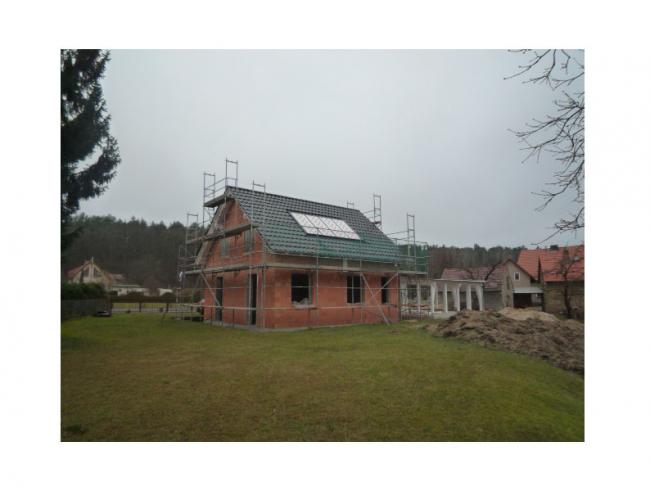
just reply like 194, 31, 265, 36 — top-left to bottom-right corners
109, 296, 198, 315
61, 299, 110, 321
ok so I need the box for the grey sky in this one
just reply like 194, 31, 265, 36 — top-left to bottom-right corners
80, 50, 584, 248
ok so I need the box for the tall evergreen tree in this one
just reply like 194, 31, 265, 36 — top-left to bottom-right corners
61, 49, 121, 252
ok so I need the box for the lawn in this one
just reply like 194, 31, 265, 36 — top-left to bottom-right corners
61, 314, 584, 441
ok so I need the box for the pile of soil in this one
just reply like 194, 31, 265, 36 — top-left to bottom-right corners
429, 310, 584, 373
498, 307, 559, 323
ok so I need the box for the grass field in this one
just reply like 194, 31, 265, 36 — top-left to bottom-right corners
61, 314, 584, 441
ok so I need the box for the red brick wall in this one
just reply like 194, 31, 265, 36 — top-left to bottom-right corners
202, 199, 400, 328
260, 269, 399, 328
204, 200, 265, 270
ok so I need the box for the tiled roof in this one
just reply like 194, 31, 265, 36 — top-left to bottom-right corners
66, 263, 85, 279
517, 245, 584, 283
218, 186, 402, 263
441, 265, 505, 290
66, 260, 133, 286
517, 249, 541, 280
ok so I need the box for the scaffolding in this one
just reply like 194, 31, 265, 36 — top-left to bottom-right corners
175, 162, 431, 327
176, 159, 239, 320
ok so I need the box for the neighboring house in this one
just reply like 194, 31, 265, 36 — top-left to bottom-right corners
111, 281, 148, 296
67, 258, 148, 296
190, 186, 428, 328
517, 244, 584, 318
441, 259, 541, 310
67, 258, 113, 287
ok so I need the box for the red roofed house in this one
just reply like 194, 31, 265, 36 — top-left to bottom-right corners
441, 259, 540, 310
517, 244, 584, 318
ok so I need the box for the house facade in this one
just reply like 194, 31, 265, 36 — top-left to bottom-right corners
440, 259, 540, 310
67, 258, 151, 296
517, 245, 584, 318
188, 186, 427, 329
67, 258, 114, 288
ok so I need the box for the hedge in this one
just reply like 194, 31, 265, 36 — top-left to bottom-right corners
61, 282, 106, 300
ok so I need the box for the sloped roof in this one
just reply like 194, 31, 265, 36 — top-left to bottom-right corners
66, 261, 140, 286
440, 259, 532, 290
67, 263, 85, 279
517, 245, 584, 282
517, 249, 541, 280
210, 186, 402, 263
441, 265, 505, 290
67, 259, 99, 279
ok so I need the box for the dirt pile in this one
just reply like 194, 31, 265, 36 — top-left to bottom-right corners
498, 307, 559, 323
429, 310, 584, 373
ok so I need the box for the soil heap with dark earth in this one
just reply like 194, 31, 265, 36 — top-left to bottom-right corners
429, 308, 584, 373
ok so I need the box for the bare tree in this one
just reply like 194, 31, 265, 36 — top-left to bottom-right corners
507, 49, 584, 242
456, 262, 501, 310
551, 248, 584, 319
459, 261, 501, 281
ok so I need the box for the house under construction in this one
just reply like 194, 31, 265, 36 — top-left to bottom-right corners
177, 161, 456, 329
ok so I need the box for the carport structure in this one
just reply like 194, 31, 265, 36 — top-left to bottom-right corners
432, 278, 485, 313
399, 277, 486, 318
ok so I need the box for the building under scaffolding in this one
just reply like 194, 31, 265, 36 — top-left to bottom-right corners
177, 161, 480, 328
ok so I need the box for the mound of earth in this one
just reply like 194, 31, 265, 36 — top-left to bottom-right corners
429, 310, 584, 373
498, 307, 559, 323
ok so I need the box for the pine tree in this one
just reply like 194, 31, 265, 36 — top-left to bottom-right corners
61, 49, 121, 251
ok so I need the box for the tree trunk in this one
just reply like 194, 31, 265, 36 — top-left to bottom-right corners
563, 283, 573, 319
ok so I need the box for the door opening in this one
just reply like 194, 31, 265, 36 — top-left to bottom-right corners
215, 276, 223, 322
248, 274, 257, 325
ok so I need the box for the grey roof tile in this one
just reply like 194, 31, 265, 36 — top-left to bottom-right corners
224, 186, 401, 263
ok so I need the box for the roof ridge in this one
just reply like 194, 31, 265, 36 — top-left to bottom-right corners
227, 185, 363, 213
522, 244, 584, 252
207, 185, 403, 264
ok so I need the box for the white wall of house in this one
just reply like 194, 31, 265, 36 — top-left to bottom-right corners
111, 286, 147, 296
505, 260, 533, 290
69, 261, 112, 288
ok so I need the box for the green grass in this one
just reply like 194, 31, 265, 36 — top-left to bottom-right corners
61, 314, 584, 441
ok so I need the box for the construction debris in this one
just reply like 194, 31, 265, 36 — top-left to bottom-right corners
428, 310, 584, 374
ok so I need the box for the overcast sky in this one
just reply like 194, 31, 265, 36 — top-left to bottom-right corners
80, 50, 584, 248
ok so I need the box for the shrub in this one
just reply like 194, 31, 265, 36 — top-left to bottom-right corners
62, 282, 106, 300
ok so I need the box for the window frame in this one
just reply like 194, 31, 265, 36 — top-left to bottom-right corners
244, 229, 253, 253
291, 273, 312, 306
220, 237, 229, 257
347, 275, 363, 304
407, 284, 418, 301
514, 271, 520, 281
420, 285, 430, 302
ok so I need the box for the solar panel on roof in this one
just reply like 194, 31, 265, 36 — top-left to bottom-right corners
224, 187, 401, 262
290, 211, 361, 240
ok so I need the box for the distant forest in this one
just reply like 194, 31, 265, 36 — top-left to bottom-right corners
62, 215, 187, 288
62, 214, 524, 286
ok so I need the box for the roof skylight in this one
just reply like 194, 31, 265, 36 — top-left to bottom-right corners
290, 212, 361, 240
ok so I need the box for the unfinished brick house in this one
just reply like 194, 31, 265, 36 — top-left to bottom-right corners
181, 185, 427, 329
